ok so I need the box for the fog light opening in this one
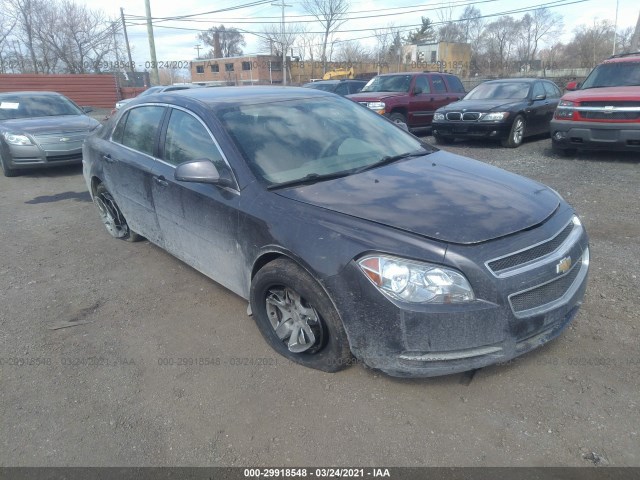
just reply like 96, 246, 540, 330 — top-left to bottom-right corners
553, 131, 567, 141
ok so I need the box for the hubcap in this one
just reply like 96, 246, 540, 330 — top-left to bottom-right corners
265, 287, 322, 353
95, 191, 128, 238
513, 119, 524, 144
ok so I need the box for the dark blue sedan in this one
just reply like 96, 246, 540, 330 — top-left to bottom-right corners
83, 86, 589, 377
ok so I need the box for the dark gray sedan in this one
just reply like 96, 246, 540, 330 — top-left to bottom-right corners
0, 91, 100, 177
83, 87, 589, 377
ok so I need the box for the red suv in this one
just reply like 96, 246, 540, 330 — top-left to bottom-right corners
347, 72, 466, 130
550, 52, 640, 155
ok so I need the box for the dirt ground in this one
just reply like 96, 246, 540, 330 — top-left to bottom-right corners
0, 133, 638, 467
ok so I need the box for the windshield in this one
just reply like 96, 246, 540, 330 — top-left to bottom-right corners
0, 94, 82, 120
581, 62, 640, 88
465, 82, 531, 100
217, 95, 431, 187
361, 75, 412, 93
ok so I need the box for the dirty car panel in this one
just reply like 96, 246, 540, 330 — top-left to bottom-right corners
82, 86, 589, 377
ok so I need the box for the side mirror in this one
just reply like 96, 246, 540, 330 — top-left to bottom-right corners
175, 159, 235, 188
82, 106, 94, 113
533, 94, 546, 101
565, 81, 580, 91
413, 87, 423, 95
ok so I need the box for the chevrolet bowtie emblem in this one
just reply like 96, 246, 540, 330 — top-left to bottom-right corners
556, 256, 572, 274
59, 137, 70, 142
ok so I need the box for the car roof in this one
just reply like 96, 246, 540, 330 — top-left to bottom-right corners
375, 71, 457, 77
0, 91, 65, 98
166, 86, 333, 107
602, 53, 640, 64
482, 78, 541, 84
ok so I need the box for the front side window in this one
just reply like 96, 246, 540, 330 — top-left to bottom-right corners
163, 109, 223, 167
118, 106, 165, 156
532, 82, 545, 99
414, 76, 430, 94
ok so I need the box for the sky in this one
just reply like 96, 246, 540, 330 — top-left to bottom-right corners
86, 0, 639, 67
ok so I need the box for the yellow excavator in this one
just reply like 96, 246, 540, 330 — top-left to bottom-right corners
322, 67, 355, 80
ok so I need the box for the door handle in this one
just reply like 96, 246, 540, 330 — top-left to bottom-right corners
103, 154, 115, 163
154, 176, 169, 187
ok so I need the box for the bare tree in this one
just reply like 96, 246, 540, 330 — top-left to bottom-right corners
334, 40, 371, 63
516, 8, 563, 70
198, 25, 245, 58
260, 22, 305, 57
483, 16, 519, 75
564, 20, 615, 68
301, 0, 349, 73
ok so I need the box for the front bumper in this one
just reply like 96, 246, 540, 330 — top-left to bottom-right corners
432, 121, 512, 140
2, 134, 87, 170
324, 212, 589, 377
550, 119, 640, 152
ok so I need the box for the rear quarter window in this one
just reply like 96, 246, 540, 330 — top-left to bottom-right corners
444, 75, 465, 93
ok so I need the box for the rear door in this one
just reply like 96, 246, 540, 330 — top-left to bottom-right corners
150, 106, 246, 296
102, 105, 165, 244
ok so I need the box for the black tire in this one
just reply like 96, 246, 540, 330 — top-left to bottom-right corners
501, 114, 525, 148
388, 112, 407, 125
0, 154, 20, 177
434, 134, 455, 145
93, 183, 142, 242
250, 258, 352, 372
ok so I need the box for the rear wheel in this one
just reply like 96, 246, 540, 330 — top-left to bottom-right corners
501, 115, 525, 148
93, 183, 142, 242
250, 258, 352, 372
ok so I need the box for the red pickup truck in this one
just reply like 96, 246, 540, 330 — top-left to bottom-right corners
550, 52, 640, 155
347, 72, 466, 130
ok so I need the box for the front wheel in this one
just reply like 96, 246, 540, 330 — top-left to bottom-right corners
501, 115, 525, 148
93, 183, 142, 242
388, 112, 407, 125
0, 154, 20, 177
250, 258, 352, 372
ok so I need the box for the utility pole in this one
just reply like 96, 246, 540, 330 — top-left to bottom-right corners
612, 0, 620, 55
272, 0, 291, 85
144, 0, 159, 84
121, 8, 135, 72
195, 44, 202, 59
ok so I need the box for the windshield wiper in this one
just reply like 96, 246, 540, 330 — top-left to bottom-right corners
267, 171, 353, 190
352, 149, 429, 174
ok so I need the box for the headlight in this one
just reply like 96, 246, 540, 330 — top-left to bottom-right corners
559, 100, 575, 107
554, 100, 576, 119
357, 255, 475, 304
366, 101, 386, 114
2, 132, 33, 146
433, 112, 445, 121
480, 112, 509, 121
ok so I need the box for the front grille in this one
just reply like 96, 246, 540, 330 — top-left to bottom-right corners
580, 111, 640, 120
446, 112, 461, 121
46, 153, 83, 162
488, 222, 574, 273
580, 101, 640, 107
510, 259, 582, 314
461, 112, 481, 121
32, 131, 87, 146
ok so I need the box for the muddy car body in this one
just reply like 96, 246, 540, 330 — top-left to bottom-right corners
83, 87, 589, 377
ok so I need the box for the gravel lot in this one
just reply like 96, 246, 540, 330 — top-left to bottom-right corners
0, 132, 638, 467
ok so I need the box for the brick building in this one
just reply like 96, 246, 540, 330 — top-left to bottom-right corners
191, 55, 287, 86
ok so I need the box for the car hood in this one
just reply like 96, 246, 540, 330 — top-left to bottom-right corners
0, 115, 99, 134
437, 99, 524, 112
347, 92, 407, 102
275, 151, 559, 244
562, 86, 640, 102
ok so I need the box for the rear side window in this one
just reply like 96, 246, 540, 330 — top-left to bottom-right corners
445, 75, 465, 93
119, 106, 165, 156
430, 75, 447, 93
334, 83, 349, 95
112, 112, 128, 144
163, 108, 224, 167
